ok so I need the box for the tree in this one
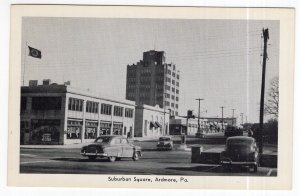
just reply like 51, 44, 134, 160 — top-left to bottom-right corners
264, 76, 279, 119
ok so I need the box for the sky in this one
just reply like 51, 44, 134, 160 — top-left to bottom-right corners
21, 17, 279, 124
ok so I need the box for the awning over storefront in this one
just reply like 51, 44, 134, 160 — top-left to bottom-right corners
150, 121, 158, 128
155, 121, 162, 128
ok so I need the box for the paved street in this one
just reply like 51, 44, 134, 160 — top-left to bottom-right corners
20, 135, 277, 176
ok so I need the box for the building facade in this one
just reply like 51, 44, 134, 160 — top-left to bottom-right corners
126, 50, 180, 116
169, 117, 237, 135
134, 104, 170, 138
21, 81, 135, 145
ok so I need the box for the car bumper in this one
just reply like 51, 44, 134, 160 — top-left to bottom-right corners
81, 152, 107, 157
220, 160, 258, 166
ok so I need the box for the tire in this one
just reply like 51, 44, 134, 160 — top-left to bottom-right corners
108, 156, 116, 162
132, 151, 139, 161
253, 165, 258, 173
88, 156, 96, 161
221, 165, 230, 172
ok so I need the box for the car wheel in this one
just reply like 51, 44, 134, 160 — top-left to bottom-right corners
221, 165, 230, 172
132, 151, 139, 161
108, 156, 116, 162
88, 156, 96, 161
253, 165, 258, 173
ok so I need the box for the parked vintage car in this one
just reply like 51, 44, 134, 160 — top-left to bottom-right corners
220, 136, 260, 172
80, 136, 142, 162
156, 136, 173, 150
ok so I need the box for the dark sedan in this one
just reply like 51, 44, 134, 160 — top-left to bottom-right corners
220, 136, 259, 172
81, 136, 142, 162
156, 136, 173, 150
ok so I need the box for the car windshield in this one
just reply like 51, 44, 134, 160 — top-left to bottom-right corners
95, 137, 111, 143
159, 137, 171, 141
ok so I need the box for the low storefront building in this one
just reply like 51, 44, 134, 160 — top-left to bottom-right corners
134, 104, 170, 138
21, 81, 135, 145
169, 117, 237, 135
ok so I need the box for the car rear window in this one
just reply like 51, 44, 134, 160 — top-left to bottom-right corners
227, 139, 252, 146
95, 137, 111, 143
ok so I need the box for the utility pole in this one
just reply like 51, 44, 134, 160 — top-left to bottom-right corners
220, 106, 225, 131
259, 28, 269, 154
195, 98, 204, 133
232, 109, 235, 125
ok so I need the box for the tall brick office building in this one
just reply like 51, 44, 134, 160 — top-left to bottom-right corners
126, 50, 180, 116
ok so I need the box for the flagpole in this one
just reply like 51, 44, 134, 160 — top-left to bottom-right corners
22, 42, 28, 86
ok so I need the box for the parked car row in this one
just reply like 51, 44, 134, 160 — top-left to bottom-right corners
80, 135, 260, 173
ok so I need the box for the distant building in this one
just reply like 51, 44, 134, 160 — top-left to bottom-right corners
169, 117, 237, 135
126, 50, 180, 116
134, 104, 170, 138
21, 80, 135, 145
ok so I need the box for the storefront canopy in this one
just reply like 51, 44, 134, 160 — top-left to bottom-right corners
150, 121, 158, 128
155, 121, 162, 128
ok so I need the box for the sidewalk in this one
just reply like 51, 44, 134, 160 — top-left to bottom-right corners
20, 137, 158, 149
20, 143, 86, 149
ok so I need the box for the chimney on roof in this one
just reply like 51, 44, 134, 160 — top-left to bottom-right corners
29, 80, 38, 87
43, 79, 51, 85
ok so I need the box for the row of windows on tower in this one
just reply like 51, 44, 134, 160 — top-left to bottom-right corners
165, 77, 179, 86
165, 101, 178, 108
164, 94, 179, 101
167, 63, 176, 71
166, 69, 180, 79
165, 85, 179, 94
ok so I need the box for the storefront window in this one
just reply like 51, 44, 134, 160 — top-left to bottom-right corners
67, 126, 81, 139
67, 120, 82, 139
85, 127, 96, 139
100, 121, 111, 135
113, 123, 123, 135
30, 119, 60, 144
85, 121, 98, 139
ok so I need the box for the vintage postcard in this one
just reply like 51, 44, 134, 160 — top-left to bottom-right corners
8, 5, 294, 189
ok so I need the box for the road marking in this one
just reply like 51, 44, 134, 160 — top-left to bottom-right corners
20, 154, 37, 157
20, 160, 57, 165
266, 169, 273, 176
